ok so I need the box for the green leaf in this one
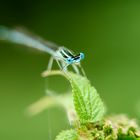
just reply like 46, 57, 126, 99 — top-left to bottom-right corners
68, 73, 105, 124
118, 136, 140, 140
55, 129, 78, 140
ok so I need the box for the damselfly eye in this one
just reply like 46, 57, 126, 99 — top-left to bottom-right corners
80, 53, 85, 60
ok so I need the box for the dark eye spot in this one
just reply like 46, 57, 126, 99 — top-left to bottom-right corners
68, 59, 71, 62
67, 58, 72, 63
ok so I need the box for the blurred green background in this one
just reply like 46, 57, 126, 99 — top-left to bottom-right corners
0, 0, 140, 139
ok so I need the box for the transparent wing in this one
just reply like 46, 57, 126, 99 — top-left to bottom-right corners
0, 26, 60, 56
15, 27, 59, 51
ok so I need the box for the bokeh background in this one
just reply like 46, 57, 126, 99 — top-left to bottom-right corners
0, 0, 140, 140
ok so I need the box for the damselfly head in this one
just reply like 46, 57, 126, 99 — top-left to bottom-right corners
80, 52, 85, 60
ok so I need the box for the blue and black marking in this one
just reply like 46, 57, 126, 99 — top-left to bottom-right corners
60, 48, 84, 64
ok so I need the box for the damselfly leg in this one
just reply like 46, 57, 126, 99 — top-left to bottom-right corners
47, 56, 54, 71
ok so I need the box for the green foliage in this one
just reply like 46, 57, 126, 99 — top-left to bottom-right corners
55, 115, 140, 140
28, 71, 140, 140
55, 129, 78, 140
68, 72, 105, 124
54, 72, 140, 140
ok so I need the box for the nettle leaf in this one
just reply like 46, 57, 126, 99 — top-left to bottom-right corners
68, 73, 105, 124
55, 129, 78, 140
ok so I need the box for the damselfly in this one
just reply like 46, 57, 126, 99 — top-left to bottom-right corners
0, 26, 86, 76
